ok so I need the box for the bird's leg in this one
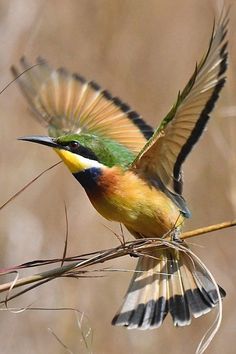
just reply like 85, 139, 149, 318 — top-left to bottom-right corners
170, 226, 183, 243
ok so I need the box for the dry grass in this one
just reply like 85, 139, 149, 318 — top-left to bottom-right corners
0, 217, 234, 353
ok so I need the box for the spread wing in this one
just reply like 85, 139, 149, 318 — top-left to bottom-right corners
132, 11, 228, 195
11, 59, 153, 154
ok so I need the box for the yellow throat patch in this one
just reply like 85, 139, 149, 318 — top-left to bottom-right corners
54, 148, 102, 173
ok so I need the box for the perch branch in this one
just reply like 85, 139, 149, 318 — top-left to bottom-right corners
181, 220, 236, 240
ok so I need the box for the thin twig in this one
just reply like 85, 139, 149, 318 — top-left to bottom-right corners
0, 219, 235, 298
0, 161, 62, 211
61, 202, 69, 267
0, 63, 42, 96
182, 220, 236, 239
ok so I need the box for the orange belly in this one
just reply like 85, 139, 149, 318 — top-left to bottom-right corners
86, 166, 184, 238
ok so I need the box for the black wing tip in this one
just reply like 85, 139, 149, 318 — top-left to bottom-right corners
72, 72, 86, 84
112, 96, 133, 114
58, 67, 69, 76
19, 56, 27, 66
99, 91, 153, 140
11, 56, 48, 79
102, 89, 113, 100
11, 56, 154, 141
90, 80, 101, 91
19, 56, 47, 69
10, 65, 18, 77
126, 111, 153, 139
36, 56, 47, 65
10, 56, 28, 77
173, 25, 228, 185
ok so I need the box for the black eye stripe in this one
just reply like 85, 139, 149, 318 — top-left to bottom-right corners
76, 146, 99, 161
69, 143, 99, 161
58, 140, 99, 161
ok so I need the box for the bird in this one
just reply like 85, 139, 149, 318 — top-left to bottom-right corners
12, 11, 228, 329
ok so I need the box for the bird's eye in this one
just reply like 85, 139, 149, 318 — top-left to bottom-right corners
69, 141, 79, 149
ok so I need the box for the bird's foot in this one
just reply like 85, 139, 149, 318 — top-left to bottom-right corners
170, 227, 183, 243
129, 251, 140, 258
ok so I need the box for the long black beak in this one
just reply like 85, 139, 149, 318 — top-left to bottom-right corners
18, 135, 59, 148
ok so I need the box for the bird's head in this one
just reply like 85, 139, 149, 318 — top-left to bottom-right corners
18, 133, 135, 174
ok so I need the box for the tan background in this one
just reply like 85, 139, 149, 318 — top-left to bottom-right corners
0, 0, 236, 353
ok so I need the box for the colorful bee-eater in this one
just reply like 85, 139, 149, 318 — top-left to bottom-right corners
12, 12, 228, 329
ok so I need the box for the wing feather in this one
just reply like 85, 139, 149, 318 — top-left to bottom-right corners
132, 10, 228, 195
12, 58, 153, 154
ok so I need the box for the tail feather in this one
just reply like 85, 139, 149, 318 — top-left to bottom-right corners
151, 253, 168, 327
168, 253, 191, 326
178, 256, 211, 318
112, 246, 225, 329
136, 256, 155, 329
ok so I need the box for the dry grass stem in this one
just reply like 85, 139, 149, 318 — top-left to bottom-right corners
0, 236, 226, 354
0, 218, 235, 299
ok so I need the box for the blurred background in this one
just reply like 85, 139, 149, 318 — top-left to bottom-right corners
0, 0, 235, 353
